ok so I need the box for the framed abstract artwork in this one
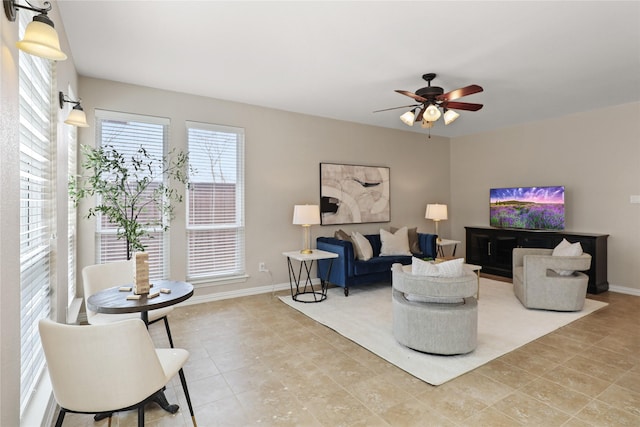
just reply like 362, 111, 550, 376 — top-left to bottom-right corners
319, 163, 390, 225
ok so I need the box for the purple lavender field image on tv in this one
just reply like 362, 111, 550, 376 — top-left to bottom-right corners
490, 186, 565, 230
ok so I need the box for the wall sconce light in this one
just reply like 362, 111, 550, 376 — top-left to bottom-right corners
4, 0, 67, 61
292, 204, 321, 254
59, 92, 89, 127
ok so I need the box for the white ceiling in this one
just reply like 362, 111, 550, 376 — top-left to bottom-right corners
56, 1, 640, 138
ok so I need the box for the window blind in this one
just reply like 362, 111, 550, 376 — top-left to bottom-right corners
186, 121, 245, 280
66, 90, 77, 308
18, 11, 54, 414
94, 110, 170, 279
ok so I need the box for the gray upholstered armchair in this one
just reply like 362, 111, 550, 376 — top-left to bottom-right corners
391, 263, 478, 355
512, 248, 592, 311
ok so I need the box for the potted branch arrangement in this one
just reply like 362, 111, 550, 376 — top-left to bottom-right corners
69, 143, 189, 263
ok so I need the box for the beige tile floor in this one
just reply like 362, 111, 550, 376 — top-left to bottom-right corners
57, 283, 639, 427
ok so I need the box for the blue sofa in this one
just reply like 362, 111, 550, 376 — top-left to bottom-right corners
317, 233, 438, 296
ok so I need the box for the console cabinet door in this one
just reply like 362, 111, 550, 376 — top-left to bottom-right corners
465, 228, 516, 276
467, 232, 491, 266
494, 236, 518, 272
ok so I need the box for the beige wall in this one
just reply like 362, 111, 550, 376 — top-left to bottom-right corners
76, 77, 451, 299
450, 103, 640, 293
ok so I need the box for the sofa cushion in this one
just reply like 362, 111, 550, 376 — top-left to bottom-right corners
411, 257, 465, 277
380, 226, 411, 256
366, 233, 382, 257
334, 229, 351, 241
391, 226, 420, 254
552, 238, 583, 275
437, 258, 466, 277
334, 229, 355, 259
411, 257, 440, 276
353, 255, 411, 276
351, 231, 373, 261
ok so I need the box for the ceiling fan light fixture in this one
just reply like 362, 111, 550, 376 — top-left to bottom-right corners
421, 120, 434, 129
424, 103, 441, 122
399, 109, 416, 126
443, 109, 460, 125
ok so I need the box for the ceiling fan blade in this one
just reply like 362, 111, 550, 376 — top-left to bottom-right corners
373, 104, 420, 113
438, 84, 483, 102
444, 101, 483, 111
395, 90, 428, 103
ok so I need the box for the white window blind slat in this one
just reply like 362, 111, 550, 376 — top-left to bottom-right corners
18, 10, 54, 415
186, 121, 245, 280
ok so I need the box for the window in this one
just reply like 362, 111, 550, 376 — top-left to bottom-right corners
94, 110, 170, 279
66, 89, 78, 310
186, 121, 245, 281
18, 11, 54, 414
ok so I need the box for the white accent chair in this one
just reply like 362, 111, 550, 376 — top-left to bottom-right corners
512, 248, 592, 311
391, 263, 478, 355
82, 260, 175, 346
39, 318, 196, 427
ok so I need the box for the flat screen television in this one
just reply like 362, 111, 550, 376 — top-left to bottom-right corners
490, 186, 565, 230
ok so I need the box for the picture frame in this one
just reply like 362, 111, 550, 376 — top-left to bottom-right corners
319, 162, 390, 225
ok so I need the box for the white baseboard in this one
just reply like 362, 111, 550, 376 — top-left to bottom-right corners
608, 284, 640, 296
180, 280, 297, 306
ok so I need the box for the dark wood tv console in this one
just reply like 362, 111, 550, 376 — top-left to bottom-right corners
465, 226, 608, 294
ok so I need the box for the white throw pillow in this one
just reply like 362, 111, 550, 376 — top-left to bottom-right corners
351, 231, 373, 261
437, 258, 466, 277
380, 226, 411, 256
552, 238, 583, 275
411, 257, 440, 276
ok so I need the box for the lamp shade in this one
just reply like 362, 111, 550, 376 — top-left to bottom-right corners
443, 109, 460, 125
64, 105, 89, 127
16, 16, 67, 61
425, 204, 448, 221
423, 104, 442, 122
292, 205, 320, 225
400, 110, 416, 126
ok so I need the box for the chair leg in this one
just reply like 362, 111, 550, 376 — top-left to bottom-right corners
138, 405, 145, 427
178, 368, 197, 426
54, 408, 66, 427
163, 316, 175, 348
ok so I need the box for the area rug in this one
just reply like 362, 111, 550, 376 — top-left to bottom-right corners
279, 278, 607, 385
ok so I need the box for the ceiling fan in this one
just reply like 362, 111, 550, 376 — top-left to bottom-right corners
374, 73, 483, 129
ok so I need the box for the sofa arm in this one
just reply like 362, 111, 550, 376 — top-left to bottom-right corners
524, 253, 592, 280
417, 233, 438, 259
512, 247, 552, 271
316, 237, 354, 286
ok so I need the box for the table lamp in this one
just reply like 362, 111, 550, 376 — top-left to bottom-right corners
293, 204, 321, 254
425, 204, 448, 242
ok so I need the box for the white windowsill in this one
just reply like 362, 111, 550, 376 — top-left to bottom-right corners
20, 370, 55, 427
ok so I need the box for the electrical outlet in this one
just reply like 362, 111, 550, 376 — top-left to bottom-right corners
259, 262, 268, 272
630, 195, 640, 204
